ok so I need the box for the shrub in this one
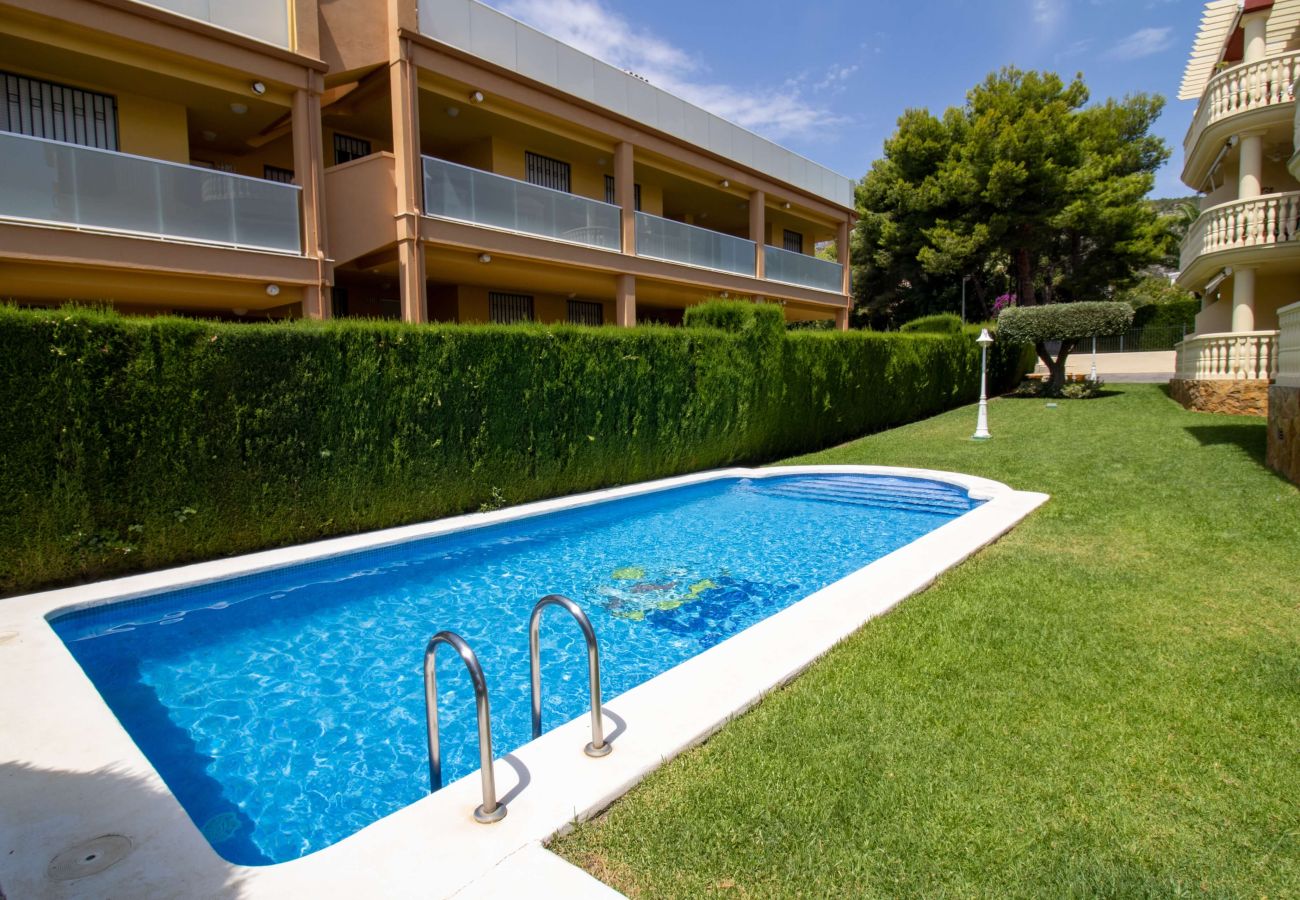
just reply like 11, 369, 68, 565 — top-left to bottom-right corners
0, 305, 1034, 594
900, 313, 964, 334
682, 298, 783, 336
997, 301, 1134, 392
1132, 299, 1197, 330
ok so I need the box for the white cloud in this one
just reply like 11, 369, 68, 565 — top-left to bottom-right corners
1105, 26, 1175, 61
1032, 0, 1066, 29
492, 0, 846, 139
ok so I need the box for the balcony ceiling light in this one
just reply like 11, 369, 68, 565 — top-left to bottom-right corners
470, 90, 485, 103
719, 179, 730, 188
783, 202, 792, 209
201, 130, 217, 142
230, 102, 248, 115
250, 81, 266, 96
265, 284, 280, 297
478, 253, 492, 264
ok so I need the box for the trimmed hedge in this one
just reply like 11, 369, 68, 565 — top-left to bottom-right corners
1132, 299, 1197, 330
0, 306, 1033, 594
900, 313, 964, 334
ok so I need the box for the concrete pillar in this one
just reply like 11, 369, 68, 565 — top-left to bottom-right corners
1234, 266, 1257, 332
615, 142, 636, 254
292, 83, 330, 319
749, 190, 765, 279
1243, 11, 1268, 64
390, 42, 426, 323
615, 274, 636, 327
837, 219, 851, 298
1239, 130, 1264, 200
835, 307, 849, 332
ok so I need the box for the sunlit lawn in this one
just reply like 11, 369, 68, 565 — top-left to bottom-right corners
552, 384, 1300, 897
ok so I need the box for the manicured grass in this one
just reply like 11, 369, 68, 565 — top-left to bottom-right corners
552, 384, 1300, 897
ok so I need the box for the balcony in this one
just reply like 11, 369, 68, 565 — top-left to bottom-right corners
1279, 301, 1300, 388
1183, 51, 1300, 161
764, 245, 843, 293
135, 0, 290, 47
0, 132, 302, 253
1180, 191, 1300, 274
634, 212, 755, 277
1175, 331, 1279, 381
422, 156, 620, 252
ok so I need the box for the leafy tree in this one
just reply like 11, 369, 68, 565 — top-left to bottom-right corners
997, 301, 1134, 391
854, 68, 1169, 325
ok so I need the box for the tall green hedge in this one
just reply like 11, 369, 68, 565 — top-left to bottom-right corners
0, 306, 1032, 594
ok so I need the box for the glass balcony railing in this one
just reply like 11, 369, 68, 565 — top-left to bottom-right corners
634, 212, 756, 277
135, 0, 290, 47
0, 131, 303, 253
422, 156, 621, 251
764, 244, 843, 293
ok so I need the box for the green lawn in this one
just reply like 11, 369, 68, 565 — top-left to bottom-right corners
552, 384, 1300, 898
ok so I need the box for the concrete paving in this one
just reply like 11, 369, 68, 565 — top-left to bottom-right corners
1033, 350, 1173, 384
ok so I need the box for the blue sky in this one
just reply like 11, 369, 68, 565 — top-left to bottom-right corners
489, 0, 1198, 198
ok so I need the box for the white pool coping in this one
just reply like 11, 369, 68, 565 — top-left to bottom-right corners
0, 465, 1047, 899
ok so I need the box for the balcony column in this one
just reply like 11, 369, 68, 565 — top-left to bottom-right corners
615, 274, 636, 327
835, 307, 849, 331
1243, 9, 1268, 64
1234, 267, 1257, 332
615, 141, 636, 255
292, 79, 330, 319
837, 218, 851, 296
391, 39, 426, 324
749, 190, 765, 279
1239, 129, 1265, 200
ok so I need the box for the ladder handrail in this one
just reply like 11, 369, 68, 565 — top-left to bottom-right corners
528, 594, 611, 758
423, 630, 507, 823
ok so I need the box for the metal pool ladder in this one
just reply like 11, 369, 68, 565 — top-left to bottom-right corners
423, 631, 506, 824
529, 594, 611, 758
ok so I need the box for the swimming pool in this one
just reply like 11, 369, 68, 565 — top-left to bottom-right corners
51, 472, 983, 865
2, 466, 1047, 897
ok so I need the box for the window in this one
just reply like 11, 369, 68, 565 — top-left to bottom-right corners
525, 151, 570, 192
263, 165, 295, 184
333, 133, 371, 165
191, 160, 238, 173
567, 299, 604, 326
783, 229, 804, 254
603, 176, 641, 210
489, 292, 535, 324
1, 71, 118, 150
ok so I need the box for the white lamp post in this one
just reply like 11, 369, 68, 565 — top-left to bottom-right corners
1089, 335, 1097, 383
973, 328, 993, 440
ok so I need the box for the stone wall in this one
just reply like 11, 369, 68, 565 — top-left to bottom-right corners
1169, 379, 1271, 416
1267, 384, 1300, 485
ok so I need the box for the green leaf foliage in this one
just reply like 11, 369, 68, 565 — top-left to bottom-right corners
0, 305, 1034, 594
682, 298, 784, 336
997, 301, 1135, 344
900, 313, 964, 334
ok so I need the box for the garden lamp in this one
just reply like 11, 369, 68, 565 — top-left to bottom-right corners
973, 328, 993, 440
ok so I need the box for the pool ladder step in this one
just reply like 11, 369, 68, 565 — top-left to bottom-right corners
759, 481, 972, 515
422, 595, 610, 824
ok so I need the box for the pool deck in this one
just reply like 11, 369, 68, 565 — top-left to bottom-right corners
0, 466, 1047, 899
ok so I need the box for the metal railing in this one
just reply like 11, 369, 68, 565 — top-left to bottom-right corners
634, 211, 756, 276
136, 0, 291, 47
423, 631, 506, 823
763, 244, 843, 293
528, 595, 610, 758
422, 156, 621, 251
0, 131, 303, 253
1092, 325, 1189, 354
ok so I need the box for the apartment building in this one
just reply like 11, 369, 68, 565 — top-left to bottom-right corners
1173, 0, 1300, 412
0, 0, 856, 327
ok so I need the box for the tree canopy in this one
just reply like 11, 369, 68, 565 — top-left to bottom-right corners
853, 68, 1170, 328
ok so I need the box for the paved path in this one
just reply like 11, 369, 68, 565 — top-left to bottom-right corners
1033, 350, 1173, 384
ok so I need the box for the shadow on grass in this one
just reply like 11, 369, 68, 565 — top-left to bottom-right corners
998, 389, 1125, 401
1185, 423, 1268, 467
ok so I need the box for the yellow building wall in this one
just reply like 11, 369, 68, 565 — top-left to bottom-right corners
1197, 272, 1300, 333
454, 285, 612, 325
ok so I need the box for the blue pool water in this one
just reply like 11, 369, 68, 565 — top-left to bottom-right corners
51, 473, 981, 865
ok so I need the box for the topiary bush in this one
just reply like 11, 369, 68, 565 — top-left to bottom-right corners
683, 297, 784, 336
900, 313, 964, 334
0, 305, 1034, 595
997, 301, 1134, 391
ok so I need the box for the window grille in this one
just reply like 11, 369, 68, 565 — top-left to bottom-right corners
333, 133, 371, 165
783, 229, 804, 254
263, 165, 295, 184
603, 175, 641, 209
567, 299, 604, 326
489, 291, 535, 324
525, 151, 571, 192
1, 71, 118, 150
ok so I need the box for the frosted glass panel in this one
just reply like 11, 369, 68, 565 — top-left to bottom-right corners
634, 212, 755, 277
423, 156, 621, 250
0, 132, 302, 252
137, 0, 290, 46
763, 245, 843, 293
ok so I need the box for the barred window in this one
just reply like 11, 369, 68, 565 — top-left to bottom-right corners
489, 291, 535, 324
1, 71, 118, 150
525, 151, 570, 192
783, 229, 804, 254
333, 133, 371, 165
263, 165, 295, 184
567, 299, 604, 326
603, 175, 641, 209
